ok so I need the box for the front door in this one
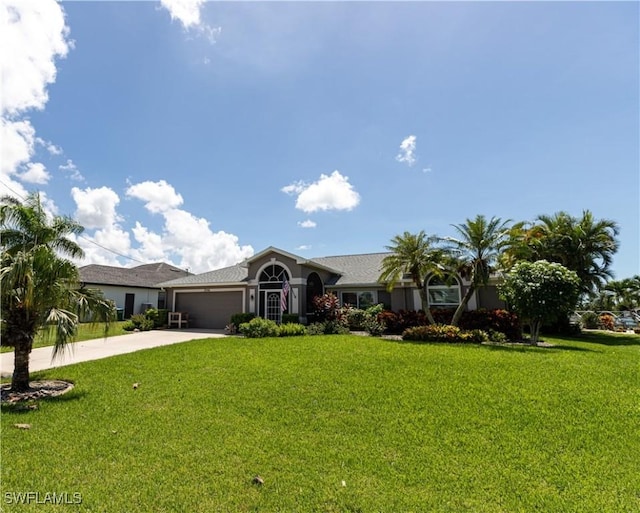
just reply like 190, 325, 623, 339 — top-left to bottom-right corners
124, 293, 135, 319
262, 290, 282, 323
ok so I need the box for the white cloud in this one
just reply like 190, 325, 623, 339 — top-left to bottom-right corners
71, 186, 122, 230
124, 179, 254, 273
0, 0, 71, 197
296, 245, 312, 251
19, 162, 50, 184
282, 170, 360, 214
126, 180, 184, 214
396, 135, 417, 166
159, 0, 221, 42
59, 159, 84, 181
0, 119, 35, 174
298, 219, 317, 229
36, 137, 62, 155
0, 0, 71, 116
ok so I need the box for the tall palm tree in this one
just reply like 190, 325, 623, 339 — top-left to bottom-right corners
445, 215, 512, 326
1, 193, 114, 392
513, 211, 619, 295
378, 231, 446, 325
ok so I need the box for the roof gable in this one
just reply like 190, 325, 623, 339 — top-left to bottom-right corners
80, 262, 187, 288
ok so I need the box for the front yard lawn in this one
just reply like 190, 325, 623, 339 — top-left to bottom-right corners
2, 332, 638, 512
0, 321, 130, 353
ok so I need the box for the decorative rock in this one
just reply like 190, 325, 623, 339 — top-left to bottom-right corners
251, 475, 264, 486
14, 423, 31, 430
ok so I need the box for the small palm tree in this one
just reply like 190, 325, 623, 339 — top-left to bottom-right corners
445, 215, 512, 326
378, 231, 446, 325
1, 193, 114, 392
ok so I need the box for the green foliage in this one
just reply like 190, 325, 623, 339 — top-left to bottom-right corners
581, 312, 599, 329
504, 211, 619, 295
402, 324, 488, 343
446, 215, 512, 326
306, 319, 350, 336
378, 230, 445, 325
486, 329, 508, 343
239, 317, 280, 338
499, 260, 581, 344
281, 313, 300, 324
143, 308, 168, 328
0, 193, 114, 390
230, 312, 256, 326
278, 323, 307, 337
343, 306, 367, 330
123, 314, 154, 332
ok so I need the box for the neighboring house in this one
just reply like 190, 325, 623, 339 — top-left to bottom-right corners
79, 262, 189, 319
158, 247, 506, 329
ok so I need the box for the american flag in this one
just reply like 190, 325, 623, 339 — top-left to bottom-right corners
281, 280, 290, 312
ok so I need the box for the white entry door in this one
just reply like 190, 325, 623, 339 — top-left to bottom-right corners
263, 290, 282, 323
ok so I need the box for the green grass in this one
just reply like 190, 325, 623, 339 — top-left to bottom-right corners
0, 322, 130, 353
2, 332, 639, 512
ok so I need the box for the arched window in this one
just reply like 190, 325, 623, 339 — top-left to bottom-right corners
306, 272, 324, 314
426, 275, 461, 308
258, 264, 290, 321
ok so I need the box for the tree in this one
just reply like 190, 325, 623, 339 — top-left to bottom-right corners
445, 215, 512, 326
1, 193, 114, 392
499, 260, 581, 345
378, 231, 446, 325
504, 211, 619, 296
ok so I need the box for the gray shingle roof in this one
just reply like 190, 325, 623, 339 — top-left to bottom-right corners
79, 262, 188, 288
156, 250, 392, 288
157, 264, 248, 287
312, 252, 391, 286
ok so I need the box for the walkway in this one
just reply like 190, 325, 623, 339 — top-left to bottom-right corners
0, 329, 226, 378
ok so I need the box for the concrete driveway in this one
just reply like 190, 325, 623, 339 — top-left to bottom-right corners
0, 329, 226, 378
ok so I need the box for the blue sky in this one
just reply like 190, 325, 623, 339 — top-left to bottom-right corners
2, 0, 638, 278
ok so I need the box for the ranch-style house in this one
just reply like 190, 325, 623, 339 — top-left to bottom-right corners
158, 247, 506, 329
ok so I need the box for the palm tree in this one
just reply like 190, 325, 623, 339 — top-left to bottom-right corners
512, 211, 619, 295
1, 193, 114, 391
378, 231, 446, 325
445, 215, 512, 326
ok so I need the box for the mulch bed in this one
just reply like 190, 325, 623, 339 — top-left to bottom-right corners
1, 380, 74, 404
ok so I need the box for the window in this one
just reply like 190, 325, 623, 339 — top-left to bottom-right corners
341, 291, 376, 309
426, 275, 461, 307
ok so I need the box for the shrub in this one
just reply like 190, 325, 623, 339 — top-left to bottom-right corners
239, 317, 279, 338
486, 329, 508, 343
123, 314, 154, 332
580, 312, 599, 329
312, 293, 344, 322
143, 308, 168, 328
306, 323, 327, 336
598, 314, 615, 331
402, 324, 485, 343
363, 316, 386, 336
278, 323, 307, 337
458, 309, 521, 341
306, 320, 350, 336
344, 307, 367, 330
231, 312, 256, 326
282, 313, 300, 324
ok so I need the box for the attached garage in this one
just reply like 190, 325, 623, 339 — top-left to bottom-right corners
174, 290, 244, 329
